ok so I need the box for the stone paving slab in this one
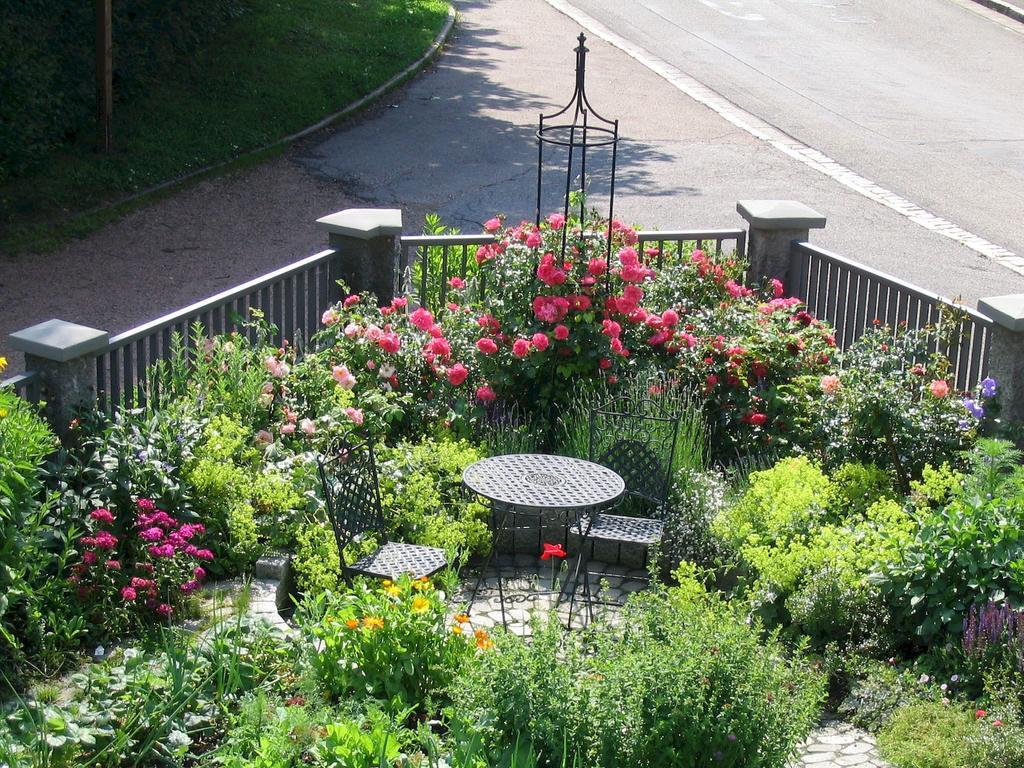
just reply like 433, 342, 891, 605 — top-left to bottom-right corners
790, 721, 890, 768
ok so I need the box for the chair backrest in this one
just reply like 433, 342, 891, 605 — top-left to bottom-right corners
317, 440, 386, 561
589, 396, 679, 508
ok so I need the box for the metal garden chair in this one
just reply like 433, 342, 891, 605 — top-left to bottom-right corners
317, 440, 448, 581
568, 396, 679, 619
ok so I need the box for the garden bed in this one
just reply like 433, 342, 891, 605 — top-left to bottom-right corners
2, 210, 1022, 767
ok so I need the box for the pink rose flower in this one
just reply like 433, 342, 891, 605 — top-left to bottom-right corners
364, 324, 384, 342
483, 217, 502, 233
525, 230, 542, 248
547, 212, 566, 229
930, 379, 950, 398
255, 430, 273, 447
343, 295, 360, 308
476, 384, 497, 403
300, 418, 316, 436
195, 549, 215, 561
447, 363, 469, 386
476, 338, 498, 355
554, 324, 570, 341
280, 423, 296, 435
322, 308, 340, 325
531, 333, 550, 352
345, 407, 365, 426
661, 309, 680, 326
136, 499, 156, 513
378, 333, 401, 354
820, 375, 842, 395
121, 587, 138, 602
587, 258, 608, 277
155, 603, 174, 618
343, 322, 361, 338
264, 356, 290, 379
410, 307, 435, 331
448, 276, 465, 289
391, 297, 408, 309
332, 364, 356, 389
512, 338, 531, 358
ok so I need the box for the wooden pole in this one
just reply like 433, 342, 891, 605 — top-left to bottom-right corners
95, 0, 112, 152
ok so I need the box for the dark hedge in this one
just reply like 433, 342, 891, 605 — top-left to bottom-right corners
0, 1, 244, 182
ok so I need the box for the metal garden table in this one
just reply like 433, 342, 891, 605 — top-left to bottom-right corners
462, 454, 625, 628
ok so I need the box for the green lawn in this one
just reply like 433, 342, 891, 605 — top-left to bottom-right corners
0, 0, 450, 254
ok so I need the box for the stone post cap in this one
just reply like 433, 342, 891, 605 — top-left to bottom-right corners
737, 200, 827, 230
9, 319, 109, 362
978, 294, 1024, 332
316, 208, 403, 240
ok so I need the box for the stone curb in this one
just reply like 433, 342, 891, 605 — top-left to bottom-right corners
74, 4, 458, 220
971, 0, 1024, 24
247, 553, 295, 632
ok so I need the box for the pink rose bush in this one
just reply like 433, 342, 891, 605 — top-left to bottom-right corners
69, 499, 213, 633
301, 211, 838, 456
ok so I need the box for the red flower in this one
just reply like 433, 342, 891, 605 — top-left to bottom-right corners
540, 542, 567, 560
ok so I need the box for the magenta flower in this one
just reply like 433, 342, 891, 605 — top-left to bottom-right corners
92, 531, 118, 550
90, 508, 115, 524
121, 587, 138, 602
139, 527, 164, 542
155, 603, 174, 618
148, 543, 176, 558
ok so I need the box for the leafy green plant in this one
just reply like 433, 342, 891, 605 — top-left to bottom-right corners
453, 584, 825, 767
881, 494, 1024, 644
296, 574, 475, 714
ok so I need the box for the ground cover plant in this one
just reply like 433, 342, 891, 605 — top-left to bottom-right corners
2, 209, 1023, 765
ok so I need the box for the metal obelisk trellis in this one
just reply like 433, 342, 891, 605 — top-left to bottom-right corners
535, 33, 620, 278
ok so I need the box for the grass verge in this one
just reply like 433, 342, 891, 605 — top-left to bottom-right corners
0, 0, 451, 255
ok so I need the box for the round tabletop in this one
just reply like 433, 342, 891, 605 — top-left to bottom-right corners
462, 453, 625, 511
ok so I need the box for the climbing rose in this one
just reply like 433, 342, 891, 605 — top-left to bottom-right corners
533, 296, 569, 323
322, 308, 340, 325
531, 333, 550, 352
587, 258, 607, 277
525, 230, 542, 248
554, 324, 570, 341
378, 333, 401, 354
476, 338, 498, 355
476, 384, 496, 403
546, 212, 566, 229
661, 309, 679, 326
345, 407, 365, 426
410, 307, 434, 332
332, 365, 356, 389
447, 363, 469, 386
820, 375, 841, 395
264, 356, 289, 378
512, 338, 531, 358
930, 379, 950, 398
483, 217, 501, 233
343, 295, 360, 308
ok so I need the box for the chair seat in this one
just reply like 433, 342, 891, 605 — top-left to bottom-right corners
571, 514, 664, 545
346, 542, 448, 580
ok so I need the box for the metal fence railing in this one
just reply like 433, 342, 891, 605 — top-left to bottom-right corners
0, 370, 42, 404
400, 228, 748, 313
94, 248, 344, 414
788, 241, 993, 390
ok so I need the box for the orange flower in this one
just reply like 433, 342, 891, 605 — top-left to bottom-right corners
363, 616, 385, 630
476, 631, 494, 650
411, 596, 430, 613
345, 618, 360, 630
454, 613, 470, 624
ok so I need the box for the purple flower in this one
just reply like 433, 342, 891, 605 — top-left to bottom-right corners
963, 398, 985, 419
981, 377, 998, 398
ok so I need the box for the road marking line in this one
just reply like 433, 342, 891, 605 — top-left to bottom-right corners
542, 0, 1023, 276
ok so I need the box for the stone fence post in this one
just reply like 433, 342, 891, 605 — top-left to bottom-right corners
977, 294, 1024, 424
737, 200, 827, 285
8, 319, 109, 435
316, 208, 403, 305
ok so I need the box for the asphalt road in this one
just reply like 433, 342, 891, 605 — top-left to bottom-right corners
555, 0, 1024, 279
298, 0, 1024, 305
